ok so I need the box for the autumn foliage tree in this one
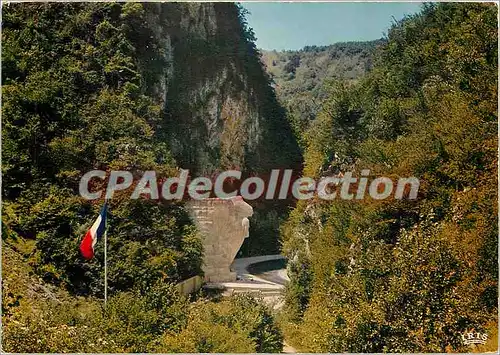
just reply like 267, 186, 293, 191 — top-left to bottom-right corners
281, 3, 497, 352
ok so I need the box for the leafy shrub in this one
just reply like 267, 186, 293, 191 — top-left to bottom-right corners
2, 281, 189, 352
159, 295, 284, 353
2, 2, 203, 296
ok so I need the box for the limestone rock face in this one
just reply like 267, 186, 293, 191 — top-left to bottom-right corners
187, 197, 253, 282
138, 3, 301, 175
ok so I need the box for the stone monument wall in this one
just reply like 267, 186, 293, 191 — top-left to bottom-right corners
187, 196, 253, 282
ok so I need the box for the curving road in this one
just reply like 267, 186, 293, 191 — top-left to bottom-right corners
231, 254, 289, 285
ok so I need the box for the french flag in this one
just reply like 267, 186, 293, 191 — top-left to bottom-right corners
80, 203, 107, 260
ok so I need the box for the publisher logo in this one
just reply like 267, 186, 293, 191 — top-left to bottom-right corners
461, 331, 488, 345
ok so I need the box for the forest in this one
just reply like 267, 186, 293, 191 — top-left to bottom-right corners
279, 3, 498, 352
2, 2, 498, 353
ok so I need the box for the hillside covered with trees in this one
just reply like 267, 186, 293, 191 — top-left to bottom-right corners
261, 40, 383, 142
280, 3, 498, 352
1, 2, 293, 352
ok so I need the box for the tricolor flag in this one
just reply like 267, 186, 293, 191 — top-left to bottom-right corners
80, 203, 107, 260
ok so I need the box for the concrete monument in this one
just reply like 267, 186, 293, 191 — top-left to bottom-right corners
187, 196, 253, 282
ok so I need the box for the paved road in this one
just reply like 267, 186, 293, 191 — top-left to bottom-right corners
252, 268, 289, 285
231, 254, 288, 285
282, 341, 297, 354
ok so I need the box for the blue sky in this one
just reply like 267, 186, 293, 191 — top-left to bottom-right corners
241, 2, 423, 50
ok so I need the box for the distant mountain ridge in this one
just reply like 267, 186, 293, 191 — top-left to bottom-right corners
260, 40, 385, 135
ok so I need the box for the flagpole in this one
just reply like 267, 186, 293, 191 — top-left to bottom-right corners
104, 227, 107, 306
104, 201, 108, 306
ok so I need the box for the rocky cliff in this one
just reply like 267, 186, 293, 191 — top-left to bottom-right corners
138, 3, 302, 174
